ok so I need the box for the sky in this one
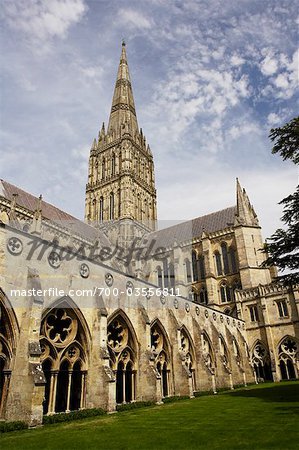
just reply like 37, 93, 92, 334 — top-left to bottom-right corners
1, 0, 298, 240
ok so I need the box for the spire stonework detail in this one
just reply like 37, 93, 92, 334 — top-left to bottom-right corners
85, 42, 157, 232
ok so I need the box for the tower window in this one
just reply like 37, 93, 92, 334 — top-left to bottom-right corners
249, 305, 259, 322
169, 263, 175, 289
99, 196, 104, 222
215, 252, 222, 276
220, 283, 231, 303
185, 259, 192, 283
277, 300, 288, 318
163, 259, 169, 288
198, 255, 206, 280
102, 158, 106, 180
111, 154, 116, 176
230, 248, 238, 273
192, 251, 199, 282
109, 192, 114, 220
221, 243, 229, 275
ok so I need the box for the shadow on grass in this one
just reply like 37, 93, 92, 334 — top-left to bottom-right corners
227, 383, 299, 403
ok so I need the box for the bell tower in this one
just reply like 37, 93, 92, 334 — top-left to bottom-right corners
85, 42, 157, 233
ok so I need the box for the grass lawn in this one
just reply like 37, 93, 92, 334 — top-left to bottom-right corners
1, 381, 299, 450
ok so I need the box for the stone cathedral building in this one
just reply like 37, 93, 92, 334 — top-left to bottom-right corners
0, 43, 298, 426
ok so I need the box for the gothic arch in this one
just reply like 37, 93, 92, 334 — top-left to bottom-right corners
201, 331, 216, 375
277, 335, 298, 380
41, 296, 92, 344
107, 310, 138, 404
0, 290, 19, 418
219, 334, 231, 373
150, 319, 172, 397
251, 340, 272, 381
180, 326, 196, 391
40, 296, 90, 415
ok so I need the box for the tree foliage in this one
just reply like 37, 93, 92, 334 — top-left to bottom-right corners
265, 116, 299, 285
269, 116, 299, 164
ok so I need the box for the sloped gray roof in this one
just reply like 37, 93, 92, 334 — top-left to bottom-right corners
147, 207, 236, 250
0, 179, 104, 243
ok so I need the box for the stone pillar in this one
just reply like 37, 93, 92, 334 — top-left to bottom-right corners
5, 268, 45, 426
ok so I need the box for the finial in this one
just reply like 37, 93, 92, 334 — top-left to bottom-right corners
122, 39, 126, 47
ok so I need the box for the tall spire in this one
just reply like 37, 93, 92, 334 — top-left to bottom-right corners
235, 178, 259, 226
107, 41, 139, 136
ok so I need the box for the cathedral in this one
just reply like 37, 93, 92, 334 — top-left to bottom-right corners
0, 42, 298, 426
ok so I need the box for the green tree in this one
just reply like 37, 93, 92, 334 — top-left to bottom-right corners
264, 116, 299, 284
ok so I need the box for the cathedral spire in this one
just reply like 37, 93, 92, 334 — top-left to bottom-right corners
107, 41, 139, 136
235, 178, 259, 226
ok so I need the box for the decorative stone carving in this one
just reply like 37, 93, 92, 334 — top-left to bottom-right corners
7, 236, 23, 255
48, 251, 62, 269
105, 273, 114, 286
80, 263, 90, 278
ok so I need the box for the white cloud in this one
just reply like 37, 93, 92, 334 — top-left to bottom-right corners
267, 112, 281, 126
118, 9, 152, 29
230, 54, 245, 67
2, 0, 87, 40
260, 52, 278, 76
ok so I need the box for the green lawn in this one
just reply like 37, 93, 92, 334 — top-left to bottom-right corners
1, 382, 299, 450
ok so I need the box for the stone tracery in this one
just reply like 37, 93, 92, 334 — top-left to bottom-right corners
108, 313, 137, 404
40, 306, 88, 414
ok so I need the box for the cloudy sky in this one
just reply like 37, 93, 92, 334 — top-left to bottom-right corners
1, 0, 298, 239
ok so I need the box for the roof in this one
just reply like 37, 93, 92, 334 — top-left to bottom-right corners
147, 206, 237, 250
0, 179, 105, 243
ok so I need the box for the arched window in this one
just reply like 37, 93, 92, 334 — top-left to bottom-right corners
220, 282, 231, 303
40, 305, 88, 414
108, 312, 137, 404
214, 252, 222, 276
169, 263, 175, 289
99, 196, 104, 222
201, 332, 215, 375
0, 298, 17, 418
229, 247, 238, 273
221, 243, 229, 275
180, 328, 196, 393
251, 342, 273, 382
109, 192, 114, 220
193, 290, 199, 303
163, 259, 169, 288
157, 266, 163, 289
198, 255, 205, 280
185, 259, 192, 283
192, 251, 199, 282
151, 321, 171, 398
101, 158, 105, 180
111, 154, 116, 176
219, 336, 230, 372
278, 337, 298, 380
199, 287, 208, 304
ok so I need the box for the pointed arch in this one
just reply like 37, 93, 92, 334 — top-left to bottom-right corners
107, 309, 139, 354
40, 296, 89, 414
107, 310, 138, 404
277, 335, 298, 380
150, 318, 171, 355
150, 319, 172, 397
251, 340, 272, 381
42, 296, 92, 344
180, 326, 196, 391
201, 331, 216, 374
0, 289, 19, 418
219, 334, 231, 372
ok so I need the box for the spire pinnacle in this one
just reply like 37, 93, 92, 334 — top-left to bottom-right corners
107, 42, 139, 136
235, 178, 259, 226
